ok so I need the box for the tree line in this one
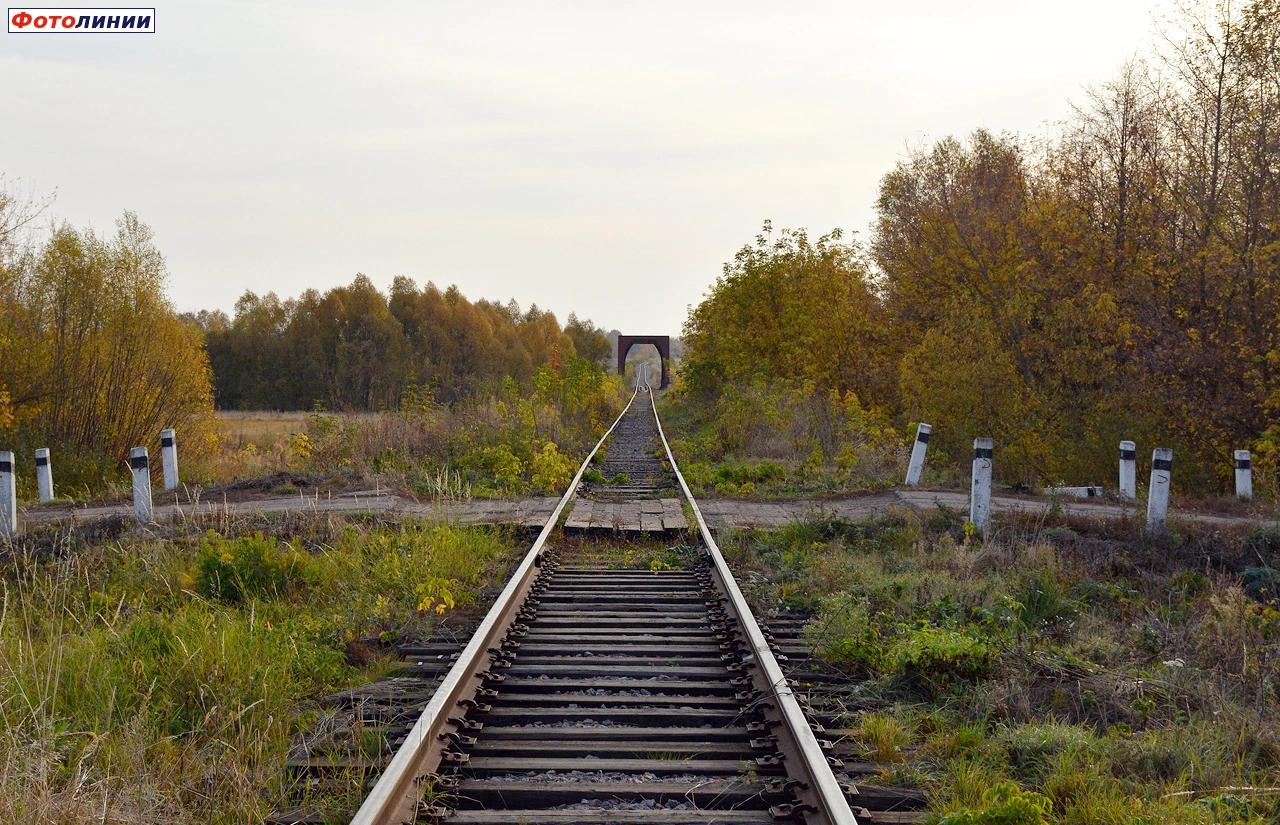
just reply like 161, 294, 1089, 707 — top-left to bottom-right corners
681, 0, 1280, 494
191, 276, 613, 411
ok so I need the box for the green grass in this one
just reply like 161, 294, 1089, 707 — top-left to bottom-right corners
0, 514, 518, 824
724, 512, 1280, 824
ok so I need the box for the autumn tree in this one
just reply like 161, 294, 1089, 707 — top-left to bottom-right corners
681, 223, 891, 406
0, 210, 216, 487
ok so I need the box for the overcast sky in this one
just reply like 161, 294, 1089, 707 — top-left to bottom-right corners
2, 0, 1162, 335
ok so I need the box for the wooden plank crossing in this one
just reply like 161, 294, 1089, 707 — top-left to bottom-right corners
564, 497, 687, 533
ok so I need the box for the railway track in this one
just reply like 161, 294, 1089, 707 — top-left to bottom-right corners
326, 365, 859, 825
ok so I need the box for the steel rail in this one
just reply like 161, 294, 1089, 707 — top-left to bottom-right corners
646, 377, 859, 825
348, 380, 642, 825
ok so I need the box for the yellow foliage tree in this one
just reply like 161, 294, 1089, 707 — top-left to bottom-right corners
0, 209, 216, 489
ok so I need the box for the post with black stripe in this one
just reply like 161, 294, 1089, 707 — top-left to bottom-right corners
35, 448, 53, 503
130, 447, 154, 523
970, 437, 993, 535
0, 450, 15, 537
160, 429, 179, 492
1147, 448, 1172, 532
1118, 440, 1136, 500
905, 423, 931, 486
1234, 450, 1253, 501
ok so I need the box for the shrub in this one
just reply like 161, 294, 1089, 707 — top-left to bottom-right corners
804, 593, 882, 671
937, 781, 1051, 825
531, 441, 575, 492
887, 622, 994, 688
474, 444, 524, 493
1243, 566, 1280, 604
192, 533, 309, 603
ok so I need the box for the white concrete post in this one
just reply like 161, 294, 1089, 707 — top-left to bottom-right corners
970, 437, 993, 534
130, 447, 153, 523
160, 428, 179, 492
1146, 447, 1172, 531
1118, 440, 1136, 500
1234, 450, 1253, 501
35, 448, 53, 503
904, 423, 931, 486
0, 451, 15, 537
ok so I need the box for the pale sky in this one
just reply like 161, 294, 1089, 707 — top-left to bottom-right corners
2, 0, 1162, 336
